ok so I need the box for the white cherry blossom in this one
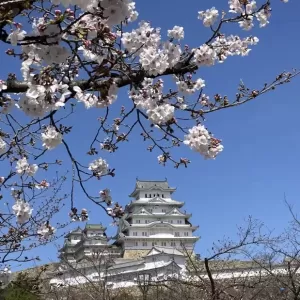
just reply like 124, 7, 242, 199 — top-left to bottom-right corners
12, 200, 33, 224
198, 7, 219, 27
167, 26, 184, 40
0, 80, 7, 92
7, 28, 26, 46
88, 158, 109, 176
38, 223, 56, 238
41, 126, 63, 150
16, 158, 38, 176
184, 124, 224, 159
0, 138, 6, 155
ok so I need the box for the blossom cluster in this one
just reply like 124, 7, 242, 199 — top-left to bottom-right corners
38, 222, 56, 238
130, 78, 176, 125
193, 35, 259, 67
184, 124, 224, 159
12, 200, 33, 224
100, 189, 113, 205
69, 207, 89, 222
88, 158, 109, 176
107, 203, 125, 218
15, 158, 38, 177
122, 22, 183, 76
41, 126, 63, 150
74, 81, 118, 109
0, 138, 6, 155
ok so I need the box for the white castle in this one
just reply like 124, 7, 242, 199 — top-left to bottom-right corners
50, 179, 200, 288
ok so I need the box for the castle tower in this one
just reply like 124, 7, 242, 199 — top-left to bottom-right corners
59, 224, 121, 262
119, 179, 200, 259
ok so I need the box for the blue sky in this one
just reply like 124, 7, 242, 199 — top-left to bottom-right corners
1, 0, 300, 268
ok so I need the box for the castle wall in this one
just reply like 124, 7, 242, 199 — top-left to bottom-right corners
123, 249, 149, 259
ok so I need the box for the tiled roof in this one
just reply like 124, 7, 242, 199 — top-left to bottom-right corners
85, 223, 106, 230
147, 246, 184, 256
129, 179, 176, 197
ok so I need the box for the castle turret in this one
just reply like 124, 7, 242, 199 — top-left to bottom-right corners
59, 224, 121, 262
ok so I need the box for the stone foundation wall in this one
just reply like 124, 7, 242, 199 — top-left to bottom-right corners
123, 250, 149, 259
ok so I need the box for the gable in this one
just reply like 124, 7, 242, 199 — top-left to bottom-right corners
148, 196, 167, 203
147, 248, 161, 256
133, 207, 153, 216
165, 208, 186, 216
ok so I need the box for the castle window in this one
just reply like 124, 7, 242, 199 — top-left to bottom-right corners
133, 232, 137, 236
142, 232, 147, 236
142, 242, 147, 246
162, 194, 164, 198
135, 242, 138, 246
177, 220, 182, 224
175, 232, 180, 237
145, 194, 147, 198
171, 242, 176, 247
136, 220, 141, 224
162, 209, 166, 213
157, 194, 160, 197
149, 194, 151, 197
184, 232, 189, 236
161, 242, 166, 247
170, 220, 173, 224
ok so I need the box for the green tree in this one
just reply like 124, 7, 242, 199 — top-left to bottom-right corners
0, 272, 41, 300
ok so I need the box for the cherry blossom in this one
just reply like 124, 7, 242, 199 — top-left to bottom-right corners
41, 126, 63, 150
7, 28, 26, 46
38, 222, 56, 238
184, 124, 224, 159
100, 189, 113, 205
167, 26, 184, 40
0, 80, 7, 92
0, 138, 6, 155
12, 200, 33, 224
198, 7, 219, 27
88, 158, 109, 176
15, 158, 38, 177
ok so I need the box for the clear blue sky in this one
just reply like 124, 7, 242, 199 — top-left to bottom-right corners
1, 0, 300, 268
